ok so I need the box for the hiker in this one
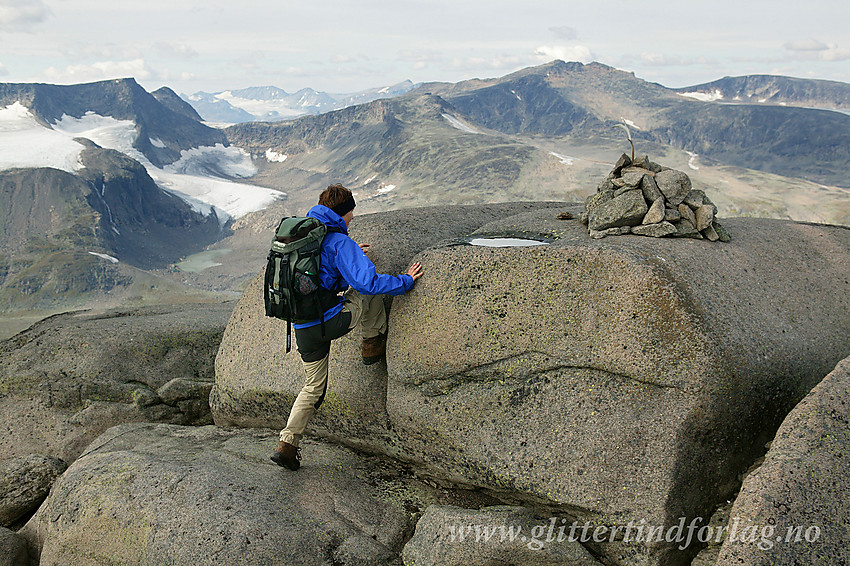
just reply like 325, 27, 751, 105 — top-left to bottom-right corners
271, 183, 423, 470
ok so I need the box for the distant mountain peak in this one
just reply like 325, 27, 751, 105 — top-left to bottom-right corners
675, 74, 850, 111
228, 86, 290, 100
182, 81, 418, 124
152, 86, 204, 122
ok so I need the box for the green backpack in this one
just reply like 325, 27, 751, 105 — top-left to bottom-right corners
264, 216, 341, 352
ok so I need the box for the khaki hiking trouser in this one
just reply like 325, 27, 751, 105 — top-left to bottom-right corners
279, 288, 386, 447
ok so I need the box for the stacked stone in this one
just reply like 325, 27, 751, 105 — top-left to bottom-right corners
581, 154, 731, 242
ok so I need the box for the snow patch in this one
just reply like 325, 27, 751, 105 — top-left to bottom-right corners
88, 251, 119, 263
55, 117, 280, 221
53, 112, 138, 152
678, 90, 724, 102
620, 118, 641, 131
148, 169, 281, 222
1, 102, 283, 221
150, 137, 166, 148
442, 113, 480, 135
265, 149, 288, 163
685, 151, 700, 171
511, 89, 522, 101
0, 102, 86, 172
377, 184, 396, 194
363, 175, 377, 186
549, 152, 577, 166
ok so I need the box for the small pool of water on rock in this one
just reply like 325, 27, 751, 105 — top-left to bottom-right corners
468, 238, 548, 247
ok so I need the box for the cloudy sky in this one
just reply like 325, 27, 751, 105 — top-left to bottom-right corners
1, 0, 848, 95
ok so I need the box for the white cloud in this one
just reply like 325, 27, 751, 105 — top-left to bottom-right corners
819, 46, 850, 61
0, 0, 50, 30
452, 54, 525, 71
0, 62, 8, 76
43, 59, 157, 84
549, 26, 578, 41
155, 42, 199, 59
398, 49, 444, 70
534, 45, 593, 64
783, 40, 850, 62
157, 69, 198, 83
783, 39, 829, 52
63, 43, 143, 61
638, 53, 714, 66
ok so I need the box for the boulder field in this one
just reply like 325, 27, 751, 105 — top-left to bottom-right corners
0, 302, 234, 465
212, 203, 850, 565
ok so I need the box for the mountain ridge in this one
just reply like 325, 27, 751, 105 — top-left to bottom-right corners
675, 74, 850, 111
403, 61, 850, 187
0, 78, 225, 168
183, 80, 417, 124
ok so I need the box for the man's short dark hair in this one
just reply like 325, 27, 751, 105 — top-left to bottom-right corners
319, 184, 351, 208
319, 184, 356, 217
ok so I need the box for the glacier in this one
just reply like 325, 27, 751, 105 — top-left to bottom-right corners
0, 102, 284, 222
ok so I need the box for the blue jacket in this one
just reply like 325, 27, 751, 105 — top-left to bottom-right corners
293, 205, 414, 329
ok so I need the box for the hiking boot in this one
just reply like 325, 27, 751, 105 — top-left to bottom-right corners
270, 441, 301, 470
362, 333, 387, 365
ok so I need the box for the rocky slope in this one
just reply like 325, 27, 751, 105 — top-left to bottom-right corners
419, 61, 850, 187
224, 93, 546, 215
150, 86, 204, 122
675, 74, 850, 111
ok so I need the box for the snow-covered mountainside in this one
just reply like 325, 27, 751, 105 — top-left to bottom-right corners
184, 80, 416, 124
0, 100, 283, 222
0, 78, 291, 311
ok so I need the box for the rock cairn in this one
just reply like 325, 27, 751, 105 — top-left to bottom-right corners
581, 154, 731, 241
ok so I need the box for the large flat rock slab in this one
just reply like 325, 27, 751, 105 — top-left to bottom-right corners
19, 423, 434, 566
388, 215, 850, 564
212, 202, 850, 565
